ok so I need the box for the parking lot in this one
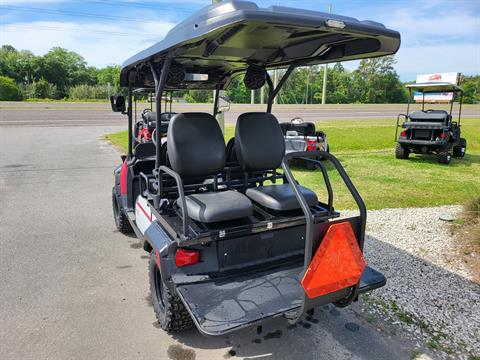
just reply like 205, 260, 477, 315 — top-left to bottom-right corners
0, 102, 478, 359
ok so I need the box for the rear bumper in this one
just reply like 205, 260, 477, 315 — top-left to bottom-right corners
398, 139, 446, 146
176, 264, 385, 336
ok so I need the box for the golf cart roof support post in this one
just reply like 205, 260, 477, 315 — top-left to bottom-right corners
213, 84, 220, 117
406, 88, 411, 114
267, 64, 296, 113
150, 57, 173, 171
127, 74, 134, 158
265, 72, 274, 113
458, 91, 463, 125
134, 90, 137, 135
449, 93, 454, 117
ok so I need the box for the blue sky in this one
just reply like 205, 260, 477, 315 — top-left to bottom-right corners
1, 0, 479, 80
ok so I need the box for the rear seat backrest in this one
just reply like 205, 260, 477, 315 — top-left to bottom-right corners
235, 112, 285, 171
408, 110, 449, 122
167, 112, 226, 177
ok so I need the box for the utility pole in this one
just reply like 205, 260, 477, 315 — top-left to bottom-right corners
305, 70, 310, 104
322, 3, 332, 105
251, 89, 255, 104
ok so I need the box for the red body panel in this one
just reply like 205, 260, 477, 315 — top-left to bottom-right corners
120, 160, 128, 195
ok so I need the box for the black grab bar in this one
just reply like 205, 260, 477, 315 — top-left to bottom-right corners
281, 150, 367, 323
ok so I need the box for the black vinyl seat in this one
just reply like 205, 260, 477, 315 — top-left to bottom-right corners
167, 112, 253, 223
134, 142, 156, 159
246, 184, 318, 211
235, 112, 318, 211
408, 110, 449, 123
143, 111, 176, 132
178, 190, 253, 223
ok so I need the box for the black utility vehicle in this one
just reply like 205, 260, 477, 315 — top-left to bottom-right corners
395, 82, 466, 164
110, 0, 400, 336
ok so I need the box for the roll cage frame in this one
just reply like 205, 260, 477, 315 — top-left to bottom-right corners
126, 58, 367, 322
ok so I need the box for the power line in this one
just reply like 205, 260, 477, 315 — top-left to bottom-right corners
1, 4, 172, 23
1, 23, 160, 38
79, 0, 194, 13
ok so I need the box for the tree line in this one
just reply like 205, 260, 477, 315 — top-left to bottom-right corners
0, 45, 478, 104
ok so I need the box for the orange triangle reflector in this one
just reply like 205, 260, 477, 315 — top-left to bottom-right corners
301, 222, 366, 299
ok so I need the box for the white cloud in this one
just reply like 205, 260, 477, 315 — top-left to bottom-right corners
384, 9, 479, 46
0, 20, 174, 67
1, 0, 67, 3
395, 43, 480, 79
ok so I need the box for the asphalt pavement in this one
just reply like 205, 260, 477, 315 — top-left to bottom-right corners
1, 101, 478, 127
0, 106, 426, 359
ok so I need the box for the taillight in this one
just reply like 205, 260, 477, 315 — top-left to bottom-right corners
400, 131, 407, 137
306, 139, 317, 151
440, 133, 447, 139
175, 249, 200, 267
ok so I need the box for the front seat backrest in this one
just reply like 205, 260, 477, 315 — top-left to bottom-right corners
235, 112, 285, 171
167, 112, 225, 177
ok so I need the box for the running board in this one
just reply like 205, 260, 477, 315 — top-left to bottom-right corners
176, 265, 385, 336
126, 210, 143, 239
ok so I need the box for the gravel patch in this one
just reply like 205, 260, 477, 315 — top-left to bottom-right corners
352, 205, 479, 359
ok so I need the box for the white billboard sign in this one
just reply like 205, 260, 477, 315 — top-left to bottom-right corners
414, 72, 459, 103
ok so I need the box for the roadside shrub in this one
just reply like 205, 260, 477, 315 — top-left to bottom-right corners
0, 76, 22, 101
23, 79, 59, 99
68, 84, 109, 100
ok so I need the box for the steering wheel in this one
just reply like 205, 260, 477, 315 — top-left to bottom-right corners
151, 129, 157, 146
142, 108, 152, 115
291, 117, 304, 124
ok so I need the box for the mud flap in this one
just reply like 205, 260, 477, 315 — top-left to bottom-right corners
176, 264, 386, 336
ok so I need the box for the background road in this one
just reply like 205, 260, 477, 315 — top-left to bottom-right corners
1, 101, 479, 127
0, 103, 442, 359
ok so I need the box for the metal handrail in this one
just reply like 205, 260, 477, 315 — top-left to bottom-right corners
395, 113, 408, 141
281, 150, 366, 323
158, 165, 189, 241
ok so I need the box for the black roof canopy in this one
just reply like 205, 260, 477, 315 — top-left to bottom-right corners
120, 0, 401, 88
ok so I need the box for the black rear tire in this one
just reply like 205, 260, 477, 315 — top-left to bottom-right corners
148, 252, 193, 332
112, 186, 133, 234
453, 138, 467, 157
395, 143, 409, 159
437, 147, 452, 164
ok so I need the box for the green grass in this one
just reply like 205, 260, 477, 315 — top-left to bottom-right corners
105, 117, 480, 209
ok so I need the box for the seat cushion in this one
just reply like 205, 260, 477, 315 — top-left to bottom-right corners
246, 184, 318, 211
179, 190, 253, 223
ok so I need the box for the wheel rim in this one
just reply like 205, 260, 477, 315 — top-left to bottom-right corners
153, 264, 166, 312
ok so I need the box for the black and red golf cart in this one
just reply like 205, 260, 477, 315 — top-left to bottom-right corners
281, 117, 329, 169
110, 0, 400, 336
132, 89, 175, 144
395, 82, 466, 164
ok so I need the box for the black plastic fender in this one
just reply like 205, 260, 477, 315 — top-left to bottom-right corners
143, 222, 177, 289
